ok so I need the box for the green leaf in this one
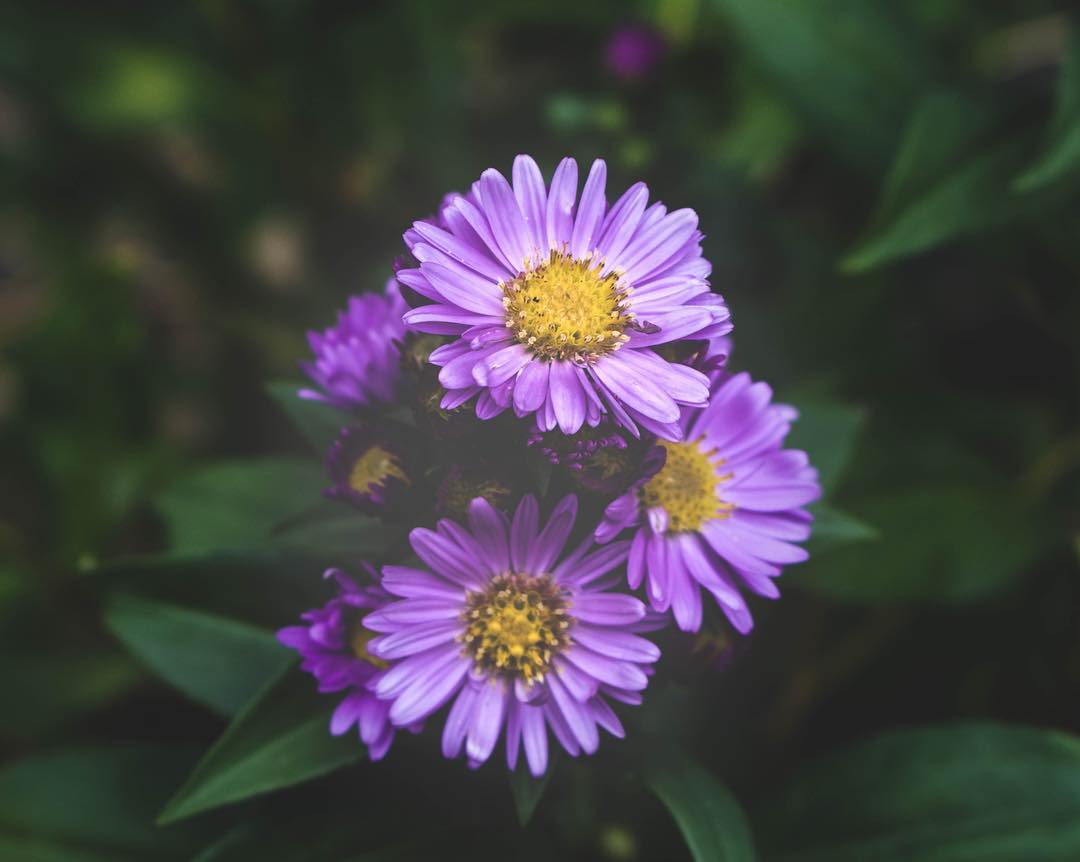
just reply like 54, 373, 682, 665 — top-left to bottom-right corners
871, 93, 997, 226
104, 592, 288, 716
270, 500, 402, 559
842, 94, 1036, 273
1015, 27, 1080, 191
0, 647, 140, 741
785, 400, 866, 494
707, 0, 931, 171
796, 482, 1045, 603
805, 503, 879, 555
157, 458, 325, 555
159, 666, 364, 824
509, 762, 552, 826
646, 755, 756, 862
763, 724, 1080, 861
0, 745, 202, 859
265, 381, 346, 454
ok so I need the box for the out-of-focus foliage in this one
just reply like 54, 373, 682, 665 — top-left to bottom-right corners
1, 0, 1078, 860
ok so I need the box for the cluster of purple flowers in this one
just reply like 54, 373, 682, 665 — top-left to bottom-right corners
279, 156, 820, 775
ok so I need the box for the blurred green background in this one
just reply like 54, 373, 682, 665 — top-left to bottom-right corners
2, 1, 1079, 860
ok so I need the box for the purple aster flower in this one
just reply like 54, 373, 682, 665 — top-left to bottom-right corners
324, 424, 413, 513
277, 568, 403, 760
596, 372, 821, 633
606, 24, 666, 80
397, 156, 732, 440
300, 279, 407, 409
528, 421, 666, 496
363, 494, 660, 776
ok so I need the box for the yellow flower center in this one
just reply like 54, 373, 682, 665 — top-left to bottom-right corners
348, 620, 388, 669
640, 440, 734, 533
348, 446, 409, 495
461, 573, 572, 684
502, 250, 632, 361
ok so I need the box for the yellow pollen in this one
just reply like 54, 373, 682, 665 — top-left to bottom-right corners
502, 249, 632, 361
640, 439, 735, 533
348, 620, 388, 669
460, 573, 572, 684
348, 446, 409, 495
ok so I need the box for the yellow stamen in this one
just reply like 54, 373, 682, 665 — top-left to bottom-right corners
502, 250, 631, 362
460, 573, 572, 684
640, 439, 735, 533
349, 446, 409, 495
349, 620, 388, 669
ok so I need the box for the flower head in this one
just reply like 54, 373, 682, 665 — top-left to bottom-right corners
277, 568, 402, 760
596, 372, 820, 633
363, 494, 660, 776
300, 279, 407, 409
325, 425, 413, 513
397, 156, 732, 439
528, 421, 665, 496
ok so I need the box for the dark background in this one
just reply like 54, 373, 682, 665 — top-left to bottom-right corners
2, 1, 1079, 860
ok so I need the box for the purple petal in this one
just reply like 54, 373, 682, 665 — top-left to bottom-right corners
570, 159, 607, 259
545, 157, 578, 250
550, 361, 587, 434
597, 182, 649, 265
513, 155, 547, 255
592, 354, 679, 422
547, 675, 599, 754
422, 262, 504, 315
389, 655, 470, 726
627, 529, 647, 589
465, 680, 508, 764
564, 645, 648, 691
521, 704, 549, 776
571, 624, 660, 663
442, 683, 480, 758
468, 496, 511, 573
512, 359, 549, 415
480, 169, 533, 271
368, 619, 461, 660
511, 494, 540, 571
529, 494, 578, 572
573, 593, 646, 626
380, 566, 464, 600
410, 220, 510, 282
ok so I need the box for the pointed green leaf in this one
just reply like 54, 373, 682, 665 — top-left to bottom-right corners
509, 762, 552, 826
707, 0, 931, 171
797, 482, 1045, 602
0, 745, 202, 859
159, 667, 363, 824
763, 724, 1080, 861
805, 504, 878, 555
271, 500, 402, 558
646, 755, 756, 862
784, 400, 866, 494
104, 593, 288, 716
157, 459, 324, 554
1015, 27, 1080, 191
265, 381, 347, 454
843, 134, 1031, 273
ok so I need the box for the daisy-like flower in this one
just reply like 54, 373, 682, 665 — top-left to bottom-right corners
363, 494, 660, 776
595, 372, 821, 633
324, 425, 413, 513
300, 279, 407, 409
277, 568, 403, 760
397, 156, 732, 439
